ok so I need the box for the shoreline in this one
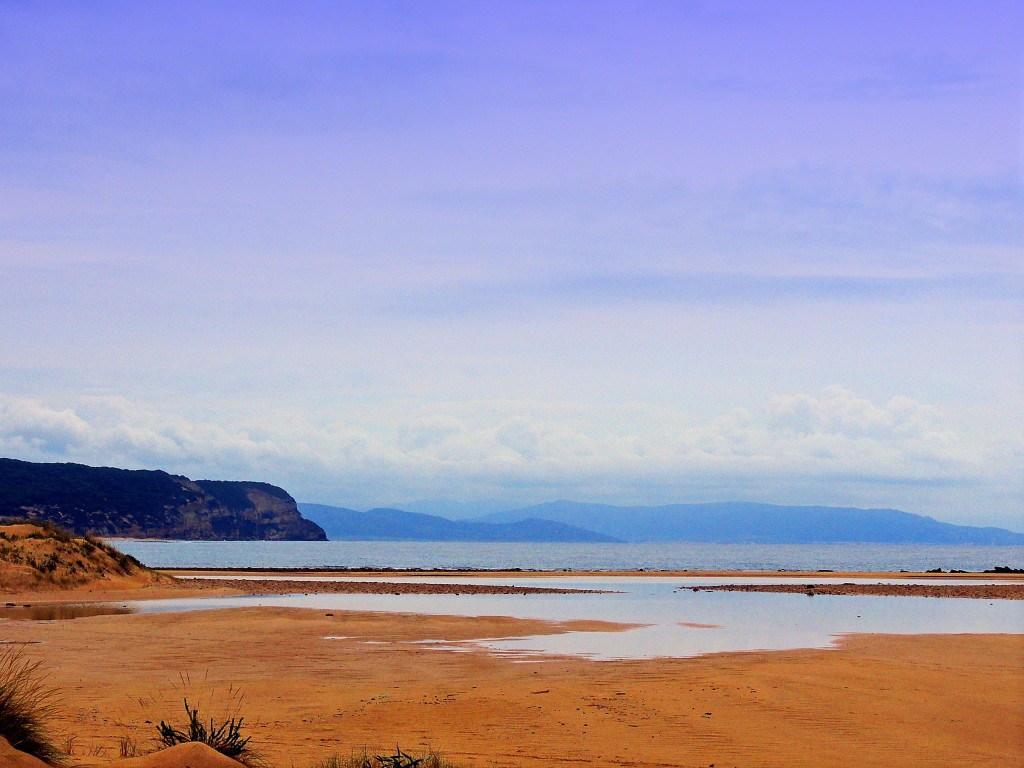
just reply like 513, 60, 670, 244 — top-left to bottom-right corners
158, 566, 1024, 579
1, 568, 1022, 607
689, 581, 1024, 599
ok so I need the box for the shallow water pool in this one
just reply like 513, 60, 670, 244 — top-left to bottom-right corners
123, 576, 1024, 660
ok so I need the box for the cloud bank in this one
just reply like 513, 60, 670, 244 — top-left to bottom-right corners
2, 387, 1019, 529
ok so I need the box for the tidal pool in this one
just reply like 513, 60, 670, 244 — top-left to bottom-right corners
123, 575, 1023, 660
0, 603, 138, 621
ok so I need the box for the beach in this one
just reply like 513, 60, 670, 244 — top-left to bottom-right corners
7, 3, 1022, 765
1, 571, 1022, 767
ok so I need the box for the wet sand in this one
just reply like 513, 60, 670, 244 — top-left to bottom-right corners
148, 574, 1024, 600
692, 582, 1024, 599
163, 577, 612, 596
5, 568, 1023, 606
0, 575, 609, 607
0, 606, 1020, 767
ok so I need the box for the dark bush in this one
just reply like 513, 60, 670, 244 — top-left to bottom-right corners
156, 698, 255, 764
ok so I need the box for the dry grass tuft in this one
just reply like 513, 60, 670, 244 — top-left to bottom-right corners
0, 646, 64, 765
144, 672, 264, 766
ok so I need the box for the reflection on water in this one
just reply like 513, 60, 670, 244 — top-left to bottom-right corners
0, 603, 138, 621
129, 576, 1024, 661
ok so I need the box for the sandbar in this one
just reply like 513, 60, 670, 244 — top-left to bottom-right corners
691, 582, 1024, 599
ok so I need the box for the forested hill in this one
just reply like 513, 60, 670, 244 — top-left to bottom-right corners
0, 458, 326, 540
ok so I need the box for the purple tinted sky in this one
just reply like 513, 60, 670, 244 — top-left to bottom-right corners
1, 1, 1021, 526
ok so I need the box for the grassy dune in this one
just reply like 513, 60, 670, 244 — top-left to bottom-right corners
0, 521, 165, 592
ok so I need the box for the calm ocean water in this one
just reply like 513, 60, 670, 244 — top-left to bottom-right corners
114, 539, 1024, 572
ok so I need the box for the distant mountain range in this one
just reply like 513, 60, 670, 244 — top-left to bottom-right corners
478, 500, 1024, 545
303, 499, 1024, 545
387, 498, 517, 520
298, 504, 617, 542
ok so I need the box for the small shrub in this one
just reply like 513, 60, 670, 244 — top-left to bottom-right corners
152, 691, 268, 767
373, 746, 423, 768
5, 519, 72, 544
156, 698, 251, 758
115, 552, 139, 574
0, 646, 64, 765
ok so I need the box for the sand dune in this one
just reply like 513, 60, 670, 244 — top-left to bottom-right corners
1, 737, 245, 768
0, 524, 167, 593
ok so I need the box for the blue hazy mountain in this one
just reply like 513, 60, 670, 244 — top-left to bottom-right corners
298, 503, 619, 542
477, 500, 1024, 545
388, 498, 520, 520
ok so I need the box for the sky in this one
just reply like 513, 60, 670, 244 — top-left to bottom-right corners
1, 1, 1022, 529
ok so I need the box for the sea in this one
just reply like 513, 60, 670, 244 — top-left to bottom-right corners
114, 539, 1024, 573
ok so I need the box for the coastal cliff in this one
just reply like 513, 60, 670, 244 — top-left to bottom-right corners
0, 458, 326, 541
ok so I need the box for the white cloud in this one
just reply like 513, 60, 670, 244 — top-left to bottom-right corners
495, 417, 542, 460
0, 388, 1019, 527
767, 386, 944, 440
0, 397, 89, 453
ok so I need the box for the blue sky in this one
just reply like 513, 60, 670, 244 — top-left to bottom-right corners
1, 1, 1021, 528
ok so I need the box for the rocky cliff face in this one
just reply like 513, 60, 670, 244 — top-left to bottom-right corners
186, 478, 327, 540
0, 458, 326, 541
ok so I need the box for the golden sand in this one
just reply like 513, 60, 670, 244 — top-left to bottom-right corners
0, 596, 1020, 767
